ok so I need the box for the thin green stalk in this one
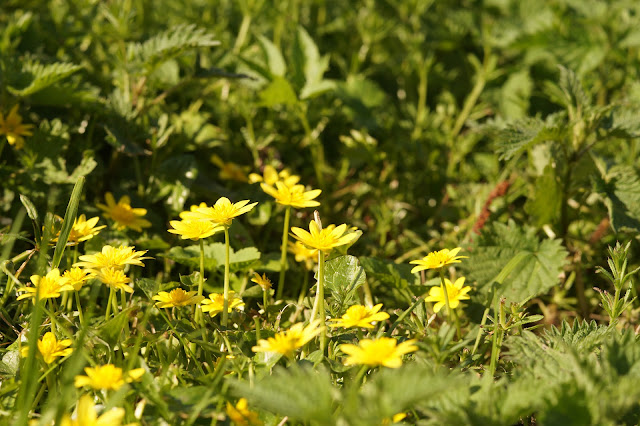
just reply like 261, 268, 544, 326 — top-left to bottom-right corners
353, 365, 369, 386
75, 291, 84, 326
276, 206, 291, 301
317, 251, 327, 353
221, 228, 231, 327
105, 287, 115, 321
195, 239, 206, 324
488, 296, 504, 377
262, 288, 269, 322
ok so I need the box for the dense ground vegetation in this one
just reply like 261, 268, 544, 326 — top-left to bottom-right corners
3, 0, 640, 424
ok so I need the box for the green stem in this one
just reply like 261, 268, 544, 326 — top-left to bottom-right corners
75, 291, 84, 326
105, 287, 115, 321
276, 206, 291, 301
196, 238, 205, 324
354, 365, 369, 386
488, 296, 504, 377
438, 270, 453, 318
262, 287, 269, 323
317, 251, 327, 353
221, 228, 231, 327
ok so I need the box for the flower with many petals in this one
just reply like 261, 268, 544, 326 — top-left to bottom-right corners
60, 395, 127, 426
340, 338, 418, 368
181, 197, 257, 227
226, 398, 263, 426
74, 245, 149, 271
74, 364, 144, 391
97, 193, 151, 232
63, 267, 93, 291
0, 105, 34, 149
17, 269, 74, 301
248, 165, 300, 187
328, 304, 390, 329
260, 181, 321, 209
251, 272, 272, 291
252, 320, 323, 357
410, 247, 467, 273
94, 267, 133, 293
153, 288, 204, 308
291, 220, 358, 253
21, 332, 73, 364
288, 241, 318, 270
201, 291, 244, 317
68, 215, 106, 244
211, 154, 249, 182
168, 218, 223, 240
425, 277, 471, 313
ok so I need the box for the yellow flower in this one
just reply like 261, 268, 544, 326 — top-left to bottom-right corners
97, 193, 151, 232
251, 272, 272, 291
74, 245, 149, 271
63, 267, 93, 291
201, 291, 244, 317
424, 277, 471, 313
409, 247, 467, 273
211, 154, 249, 182
260, 181, 321, 208
181, 197, 257, 226
74, 364, 145, 391
168, 218, 223, 240
328, 304, 390, 329
0, 105, 34, 149
94, 267, 132, 293
60, 395, 128, 426
17, 268, 74, 301
381, 413, 407, 425
288, 241, 318, 270
340, 337, 418, 368
153, 288, 204, 308
20, 332, 73, 364
291, 220, 358, 253
226, 398, 263, 426
252, 320, 323, 357
68, 215, 106, 243
248, 165, 300, 187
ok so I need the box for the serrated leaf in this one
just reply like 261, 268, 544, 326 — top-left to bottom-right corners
164, 243, 260, 273
319, 255, 366, 314
493, 118, 564, 161
258, 76, 297, 107
462, 221, 568, 305
592, 163, 640, 232
8, 60, 82, 96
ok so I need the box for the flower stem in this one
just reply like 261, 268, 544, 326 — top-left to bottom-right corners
221, 227, 231, 327
317, 250, 327, 353
75, 291, 84, 326
276, 206, 291, 301
439, 270, 460, 339
262, 288, 269, 322
195, 238, 205, 324
105, 287, 115, 321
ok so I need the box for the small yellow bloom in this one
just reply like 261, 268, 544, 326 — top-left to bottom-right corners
17, 268, 74, 301
97, 193, 151, 232
63, 267, 93, 291
248, 165, 300, 187
211, 154, 249, 182
181, 197, 257, 226
340, 337, 418, 368
260, 181, 321, 209
20, 332, 73, 364
252, 320, 323, 357
60, 395, 128, 426
409, 247, 467, 273
288, 241, 318, 270
94, 267, 133, 293
201, 291, 244, 317
425, 277, 471, 313
291, 220, 358, 253
74, 364, 144, 391
381, 413, 407, 425
250, 272, 272, 291
153, 288, 204, 308
328, 304, 390, 329
226, 398, 263, 426
68, 215, 106, 244
168, 218, 223, 240
74, 245, 149, 271
0, 105, 34, 149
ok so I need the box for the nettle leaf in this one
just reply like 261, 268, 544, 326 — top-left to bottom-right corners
293, 26, 333, 99
493, 117, 565, 160
320, 255, 366, 313
543, 320, 612, 353
592, 162, 640, 232
164, 243, 260, 273
544, 65, 590, 111
462, 221, 567, 305
8, 60, 82, 96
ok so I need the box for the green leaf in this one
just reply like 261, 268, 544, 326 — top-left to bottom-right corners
8, 60, 82, 96
359, 257, 417, 288
592, 163, 640, 232
258, 76, 298, 107
151, 155, 198, 213
524, 164, 562, 226
493, 118, 564, 161
499, 69, 532, 119
136, 278, 160, 299
164, 243, 261, 273
320, 255, 366, 313
257, 35, 286, 77
52, 177, 84, 268
462, 221, 568, 305
0, 350, 20, 375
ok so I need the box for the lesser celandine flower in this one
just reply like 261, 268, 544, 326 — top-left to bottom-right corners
288, 241, 318, 270
68, 215, 106, 243
168, 218, 222, 240
328, 304, 390, 329
425, 277, 471, 313
182, 197, 257, 226
260, 181, 321, 209
74, 245, 149, 271
97, 192, 151, 232
63, 267, 93, 291
252, 320, 323, 357
94, 267, 133, 293
251, 273, 272, 291
248, 165, 299, 186
291, 220, 358, 253
0, 105, 34, 149
17, 269, 74, 301
153, 288, 204, 308
60, 395, 128, 426
211, 154, 248, 182
74, 364, 144, 391
20, 332, 72, 364
226, 398, 263, 426
409, 247, 467, 273
201, 291, 244, 318
340, 337, 418, 368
